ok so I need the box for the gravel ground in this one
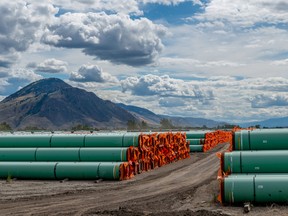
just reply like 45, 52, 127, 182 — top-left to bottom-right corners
1, 144, 288, 216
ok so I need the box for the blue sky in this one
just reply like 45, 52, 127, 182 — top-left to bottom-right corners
141, 2, 203, 24
0, 0, 288, 123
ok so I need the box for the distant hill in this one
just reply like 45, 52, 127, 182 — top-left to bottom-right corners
118, 103, 226, 128
161, 115, 226, 128
0, 78, 136, 130
240, 116, 288, 128
117, 103, 161, 126
0, 78, 229, 130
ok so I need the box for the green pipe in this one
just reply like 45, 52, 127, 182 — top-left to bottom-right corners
36, 148, 80, 161
85, 133, 123, 147
187, 139, 204, 145
234, 129, 288, 150
0, 134, 88, 148
0, 148, 128, 162
224, 175, 254, 204
123, 132, 139, 147
223, 151, 288, 173
98, 162, 121, 180
0, 148, 36, 161
186, 131, 207, 139
55, 162, 100, 180
0, 135, 51, 147
84, 133, 139, 147
189, 145, 203, 152
0, 133, 139, 148
55, 162, 121, 180
50, 134, 85, 147
0, 162, 123, 180
223, 175, 288, 204
79, 148, 127, 162
0, 162, 57, 179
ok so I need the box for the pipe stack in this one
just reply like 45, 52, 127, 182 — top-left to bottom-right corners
186, 130, 232, 152
186, 131, 206, 152
203, 130, 232, 152
217, 128, 288, 204
0, 131, 189, 181
138, 132, 189, 171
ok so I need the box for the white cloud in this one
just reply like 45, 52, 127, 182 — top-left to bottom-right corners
141, 0, 201, 6
159, 97, 186, 107
160, 57, 245, 69
45, 0, 202, 15
121, 74, 214, 101
49, 0, 142, 15
70, 64, 118, 83
0, 1, 57, 57
94, 75, 285, 123
0, 79, 10, 94
27, 58, 68, 74
195, 0, 288, 27
0, 54, 20, 68
271, 59, 288, 66
0, 68, 42, 95
159, 23, 288, 78
42, 12, 167, 66
8, 68, 42, 83
251, 94, 288, 108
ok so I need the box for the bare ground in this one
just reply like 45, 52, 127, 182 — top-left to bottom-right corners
1, 144, 288, 216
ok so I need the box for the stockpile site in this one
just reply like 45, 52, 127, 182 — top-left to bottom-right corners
0, 129, 288, 216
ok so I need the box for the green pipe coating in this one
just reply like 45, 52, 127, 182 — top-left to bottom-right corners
187, 139, 204, 145
36, 148, 80, 161
85, 133, 139, 147
0, 135, 51, 147
0, 148, 36, 161
80, 148, 127, 162
0, 133, 140, 148
189, 145, 203, 152
55, 162, 121, 180
223, 151, 288, 173
50, 134, 85, 147
186, 131, 207, 139
0, 162, 57, 179
0, 148, 128, 162
234, 129, 288, 150
0, 162, 123, 180
224, 174, 288, 204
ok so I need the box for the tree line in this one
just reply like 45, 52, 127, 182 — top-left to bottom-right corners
0, 119, 175, 132
127, 118, 174, 131
0, 120, 248, 132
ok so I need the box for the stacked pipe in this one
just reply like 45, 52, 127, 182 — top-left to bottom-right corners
186, 131, 206, 152
186, 130, 232, 152
203, 130, 232, 152
217, 128, 288, 204
0, 132, 189, 181
0, 133, 139, 180
138, 132, 189, 171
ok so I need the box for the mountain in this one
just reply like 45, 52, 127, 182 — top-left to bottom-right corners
0, 78, 136, 130
117, 103, 161, 126
161, 115, 226, 128
240, 116, 288, 128
0, 78, 228, 130
118, 103, 226, 128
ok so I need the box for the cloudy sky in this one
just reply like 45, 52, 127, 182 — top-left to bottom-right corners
0, 0, 288, 123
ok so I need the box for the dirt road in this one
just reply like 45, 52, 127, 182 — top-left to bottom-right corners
1, 144, 287, 216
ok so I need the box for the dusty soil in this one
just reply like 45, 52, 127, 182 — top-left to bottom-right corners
1, 144, 288, 216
